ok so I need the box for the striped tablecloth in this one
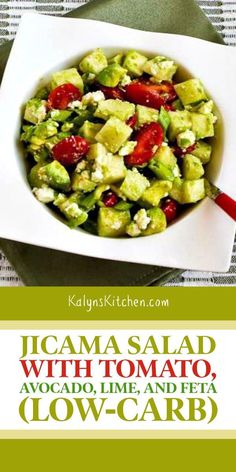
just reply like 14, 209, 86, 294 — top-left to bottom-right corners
0, 0, 235, 286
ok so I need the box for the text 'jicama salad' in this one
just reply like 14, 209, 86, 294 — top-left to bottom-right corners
20, 49, 216, 237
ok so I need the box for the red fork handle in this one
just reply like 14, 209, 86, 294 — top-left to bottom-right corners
215, 193, 236, 222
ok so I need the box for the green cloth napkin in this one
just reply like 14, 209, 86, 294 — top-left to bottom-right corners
0, 0, 224, 286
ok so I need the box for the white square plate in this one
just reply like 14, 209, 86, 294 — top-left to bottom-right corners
0, 13, 235, 272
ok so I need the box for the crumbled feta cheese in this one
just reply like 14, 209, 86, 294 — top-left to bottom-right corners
96, 152, 108, 166
118, 141, 137, 156
65, 203, 82, 219
82, 91, 105, 106
111, 221, 122, 230
91, 168, 104, 183
134, 209, 151, 231
161, 142, 168, 147
75, 160, 87, 173
33, 186, 56, 203
120, 74, 132, 87
68, 100, 83, 110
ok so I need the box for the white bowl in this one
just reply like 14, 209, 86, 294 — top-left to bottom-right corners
0, 12, 235, 272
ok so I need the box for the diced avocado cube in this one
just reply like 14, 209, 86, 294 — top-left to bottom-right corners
21, 125, 35, 143
39, 161, 71, 191
182, 154, 204, 180
71, 170, 96, 192
182, 179, 205, 203
95, 117, 132, 153
153, 145, 177, 170
168, 110, 192, 141
101, 155, 126, 184
51, 68, 84, 93
197, 100, 214, 114
126, 221, 142, 237
58, 196, 88, 228
98, 208, 131, 237
24, 98, 47, 125
174, 79, 207, 106
97, 64, 126, 87
169, 178, 184, 204
88, 143, 126, 184
30, 136, 45, 146
139, 180, 172, 207
191, 140, 212, 164
87, 142, 107, 161
77, 192, 97, 212
94, 157, 126, 185
33, 120, 59, 140
50, 110, 72, 122
142, 208, 167, 236
136, 105, 159, 126
108, 53, 124, 65
123, 50, 148, 77
98, 156, 126, 185
143, 56, 177, 82
79, 121, 103, 143
32, 186, 56, 204
149, 161, 174, 181
27, 146, 49, 164
95, 99, 135, 121
191, 112, 215, 139
28, 163, 46, 188
120, 168, 150, 201
79, 49, 108, 75
177, 130, 196, 149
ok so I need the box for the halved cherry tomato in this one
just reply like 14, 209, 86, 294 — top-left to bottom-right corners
47, 83, 82, 110
52, 136, 89, 166
125, 81, 177, 109
154, 81, 177, 103
103, 191, 119, 207
126, 113, 137, 128
172, 143, 196, 158
162, 198, 179, 223
125, 122, 164, 166
99, 86, 125, 100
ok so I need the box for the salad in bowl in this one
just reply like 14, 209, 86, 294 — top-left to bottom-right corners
20, 48, 217, 238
